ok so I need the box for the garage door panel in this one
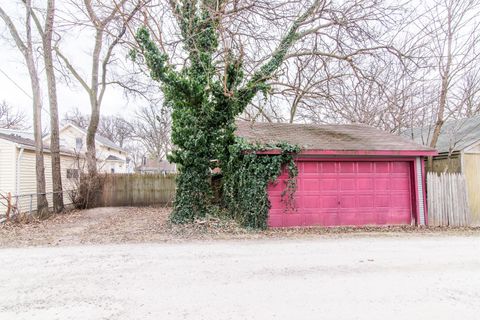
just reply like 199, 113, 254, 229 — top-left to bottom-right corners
304, 213, 326, 226
375, 162, 390, 173
375, 178, 391, 190
283, 214, 304, 227
358, 162, 374, 173
302, 178, 319, 190
320, 195, 338, 209
340, 179, 355, 190
358, 195, 374, 207
391, 194, 411, 207
303, 196, 319, 208
302, 162, 318, 174
322, 212, 339, 226
392, 178, 410, 190
339, 195, 356, 208
321, 162, 336, 173
375, 195, 391, 207
339, 162, 355, 173
357, 178, 374, 190
392, 162, 410, 173
268, 160, 413, 227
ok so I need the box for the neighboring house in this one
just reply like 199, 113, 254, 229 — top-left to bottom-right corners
236, 121, 436, 228
43, 123, 132, 174
135, 158, 177, 174
0, 130, 77, 213
407, 116, 480, 224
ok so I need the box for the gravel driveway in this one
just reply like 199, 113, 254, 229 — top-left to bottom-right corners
1, 236, 480, 320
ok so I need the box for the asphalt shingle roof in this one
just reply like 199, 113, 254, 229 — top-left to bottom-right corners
235, 121, 435, 152
0, 132, 73, 154
0, 132, 36, 147
405, 115, 480, 153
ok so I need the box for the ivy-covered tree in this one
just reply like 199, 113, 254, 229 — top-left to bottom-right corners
135, 0, 323, 222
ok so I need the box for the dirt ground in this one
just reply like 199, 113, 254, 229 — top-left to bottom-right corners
1, 206, 480, 247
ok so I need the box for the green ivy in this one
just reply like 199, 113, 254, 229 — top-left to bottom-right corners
134, 1, 307, 225
223, 139, 300, 229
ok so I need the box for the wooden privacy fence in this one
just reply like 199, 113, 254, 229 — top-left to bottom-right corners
100, 173, 176, 207
427, 172, 470, 226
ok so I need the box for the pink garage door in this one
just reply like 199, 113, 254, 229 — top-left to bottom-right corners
268, 161, 413, 227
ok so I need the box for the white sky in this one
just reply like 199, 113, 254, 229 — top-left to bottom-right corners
0, 1, 146, 128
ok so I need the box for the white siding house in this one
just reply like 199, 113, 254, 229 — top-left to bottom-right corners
43, 123, 132, 173
0, 131, 77, 214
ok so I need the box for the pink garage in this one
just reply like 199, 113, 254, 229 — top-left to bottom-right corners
236, 122, 437, 228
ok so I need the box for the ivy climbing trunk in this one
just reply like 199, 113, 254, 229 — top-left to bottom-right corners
136, 0, 322, 223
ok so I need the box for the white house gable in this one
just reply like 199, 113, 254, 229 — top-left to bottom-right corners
44, 124, 130, 173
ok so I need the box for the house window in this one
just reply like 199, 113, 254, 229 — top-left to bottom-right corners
111, 168, 115, 173
67, 169, 79, 179
75, 137, 83, 151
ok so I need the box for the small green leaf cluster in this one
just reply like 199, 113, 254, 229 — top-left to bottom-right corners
222, 139, 300, 229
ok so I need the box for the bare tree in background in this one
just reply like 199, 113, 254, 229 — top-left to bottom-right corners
98, 115, 135, 148
455, 68, 480, 118
0, 1, 49, 215
54, 0, 143, 176
28, 0, 64, 212
62, 107, 135, 148
169, 0, 407, 127
133, 104, 171, 160
0, 101, 29, 129
62, 107, 90, 129
419, 0, 480, 151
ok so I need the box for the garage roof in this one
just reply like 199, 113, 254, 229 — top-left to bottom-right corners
235, 121, 436, 155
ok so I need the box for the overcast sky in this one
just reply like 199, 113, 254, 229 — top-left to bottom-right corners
0, 1, 147, 128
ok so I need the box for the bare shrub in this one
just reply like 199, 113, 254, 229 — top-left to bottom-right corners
68, 174, 105, 209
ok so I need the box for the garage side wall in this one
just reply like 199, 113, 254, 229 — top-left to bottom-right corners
463, 153, 480, 224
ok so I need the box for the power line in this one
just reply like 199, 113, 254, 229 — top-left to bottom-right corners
0, 67, 51, 117
0, 67, 32, 99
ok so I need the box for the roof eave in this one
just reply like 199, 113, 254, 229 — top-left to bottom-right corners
15, 143, 76, 157
254, 149, 438, 157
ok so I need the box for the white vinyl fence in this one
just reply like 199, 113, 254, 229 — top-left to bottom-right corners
427, 172, 470, 226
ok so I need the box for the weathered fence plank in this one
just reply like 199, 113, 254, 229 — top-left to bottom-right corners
427, 172, 470, 226
100, 173, 176, 207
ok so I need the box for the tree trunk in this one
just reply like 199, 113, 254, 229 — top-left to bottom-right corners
44, 0, 64, 212
25, 1, 49, 215
86, 28, 103, 177
86, 100, 99, 176
428, 3, 453, 170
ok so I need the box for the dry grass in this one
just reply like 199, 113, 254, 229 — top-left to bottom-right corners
1, 206, 480, 247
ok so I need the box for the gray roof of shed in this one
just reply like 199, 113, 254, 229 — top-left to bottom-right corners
235, 121, 434, 152
405, 115, 480, 153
